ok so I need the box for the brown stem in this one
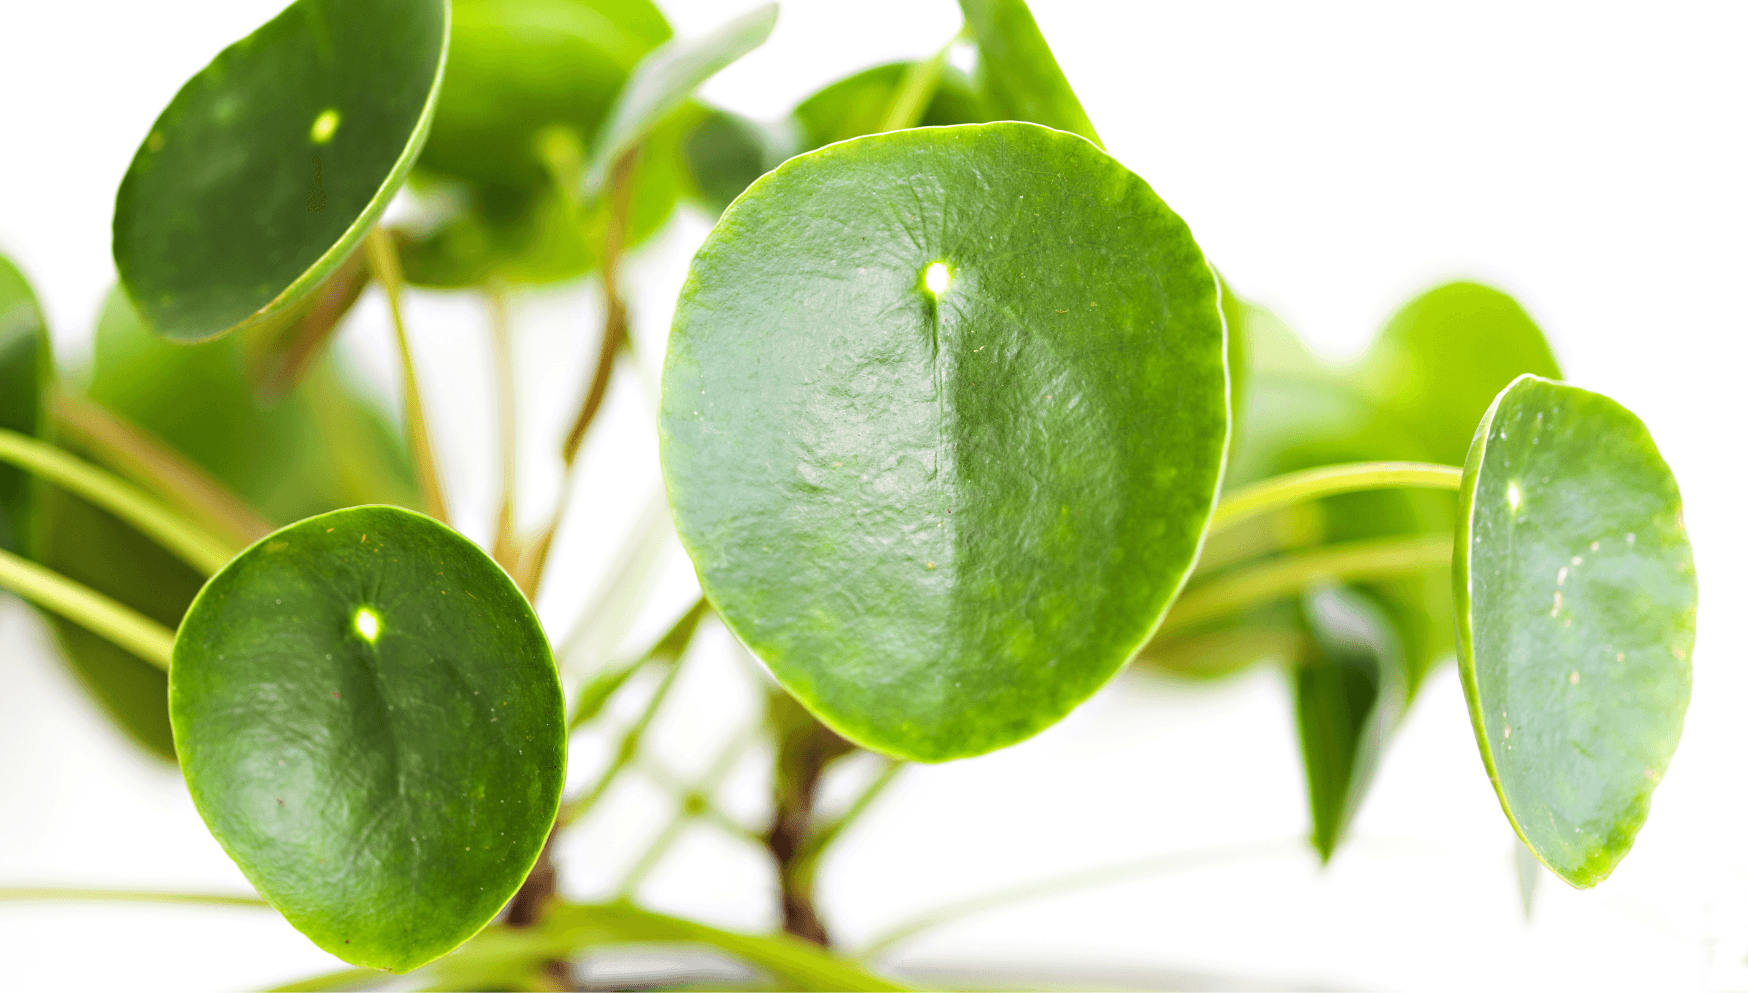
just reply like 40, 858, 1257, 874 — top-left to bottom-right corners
503, 839, 558, 929
764, 692, 856, 946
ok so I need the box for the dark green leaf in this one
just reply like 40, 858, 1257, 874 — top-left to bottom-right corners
660, 123, 1226, 760
957, 0, 1100, 145
37, 288, 417, 760
682, 106, 801, 216
1295, 584, 1404, 862
1456, 374, 1694, 887
171, 506, 566, 971
113, 0, 448, 342
791, 61, 993, 152
418, 0, 670, 190
0, 253, 52, 556
1356, 282, 1562, 468
584, 4, 778, 193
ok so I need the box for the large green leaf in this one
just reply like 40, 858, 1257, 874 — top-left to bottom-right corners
957, 0, 1100, 146
171, 506, 565, 971
1456, 374, 1694, 887
0, 254, 52, 555
660, 123, 1227, 761
1295, 584, 1404, 862
1356, 282, 1561, 468
583, 4, 778, 192
113, 0, 449, 342
37, 289, 417, 759
418, 0, 670, 190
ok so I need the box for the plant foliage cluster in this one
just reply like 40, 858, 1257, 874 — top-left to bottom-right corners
0, 0, 1697, 988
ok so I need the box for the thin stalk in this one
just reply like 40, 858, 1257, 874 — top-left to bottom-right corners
487, 280, 520, 572
557, 645, 689, 828
857, 840, 1304, 961
0, 887, 266, 907
53, 394, 272, 549
878, 35, 953, 132
635, 754, 763, 844
795, 758, 905, 868
554, 486, 673, 675
1158, 533, 1454, 636
0, 549, 176, 668
520, 149, 641, 597
363, 226, 448, 524
0, 428, 236, 574
614, 728, 758, 899
1211, 461, 1461, 535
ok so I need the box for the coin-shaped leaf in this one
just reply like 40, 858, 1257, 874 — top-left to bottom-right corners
0, 254, 52, 555
958, 0, 1100, 146
1456, 374, 1695, 887
113, 0, 449, 342
171, 506, 565, 971
660, 123, 1227, 761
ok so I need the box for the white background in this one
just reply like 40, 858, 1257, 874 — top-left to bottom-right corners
1, 2, 1744, 989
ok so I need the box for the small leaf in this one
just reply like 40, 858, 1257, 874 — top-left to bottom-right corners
112, 0, 449, 342
791, 61, 993, 152
419, 0, 670, 190
1456, 374, 1694, 887
1295, 584, 1405, 862
957, 0, 1101, 146
0, 253, 53, 556
660, 123, 1227, 761
682, 106, 801, 216
584, 4, 778, 193
1356, 282, 1561, 468
171, 506, 566, 971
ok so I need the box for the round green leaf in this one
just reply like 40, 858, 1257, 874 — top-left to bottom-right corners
0, 253, 52, 555
171, 506, 565, 971
1456, 374, 1695, 887
113, 0, 449, 342
1356, 282, 1561, 468
660, 123, 1227, 761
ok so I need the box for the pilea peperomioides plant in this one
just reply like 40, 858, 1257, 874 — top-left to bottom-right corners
0, 0, 1697, 988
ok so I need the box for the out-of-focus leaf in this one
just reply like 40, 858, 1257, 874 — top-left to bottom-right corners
244, 252, 371, 404
661, 123, 1226, 760
792, 61, 993, 152
584, 4, 778, 193
36, 289, 417, 760
418, 0, 670, 190
682, 107, 801, 216
1456, 374, 1694, 887
1295, 584, 1405, 862
957, 0, 1100, 146
0, 253, 52, 556
1355, 282, 1562, 468
112, 0, 448, 342
173, 506, 564, 972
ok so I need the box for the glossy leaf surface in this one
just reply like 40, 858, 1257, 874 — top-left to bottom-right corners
1456, 374, 1694, 887
113, 0, 448, 342
38, 289, 417, 759
584, 4, 777, 192
957, 0, 1100, 145
172, 506, 565, 971
1357, 282, 1561, 468
661, 123, 1227, 760
419, 0, 670, 189
0, 254, 52, 554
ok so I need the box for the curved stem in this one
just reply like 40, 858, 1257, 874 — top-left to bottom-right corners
615, 727, 759, 899
364, 226, 448, 524
487, 280, 519, 572
0, 428, 236, 574
0, 549, 177, 668
1212, 461, 1462, 535
1158, 533, 1453, 636
0, 887, 265, 907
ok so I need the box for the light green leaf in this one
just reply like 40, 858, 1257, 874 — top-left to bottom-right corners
1294, 583, 1404, 862
584, 4, 778, 194
791, 61, 993, 152
1456, 374, 1695, 887
171, 506, 566, 971
957, 0, 1100, 146
660, 123, 1226, 761
1356, 282, 1562, 468
0, 254, 52, 556
113, 0, 449, 342
418, 0, 670, 190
